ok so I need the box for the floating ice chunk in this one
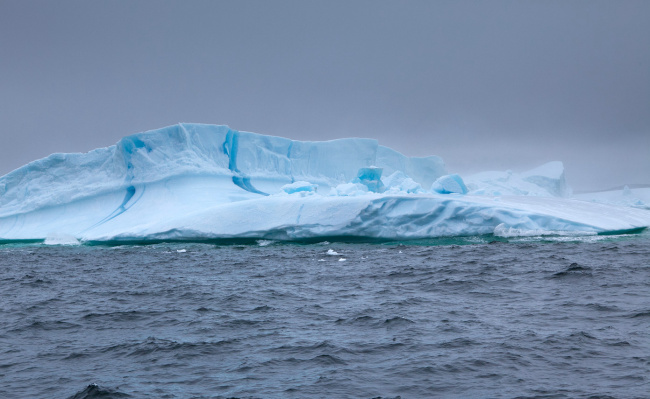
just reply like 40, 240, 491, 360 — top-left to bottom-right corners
353, 166, 385, 193
326, 249, 339, 256
176, 249, 187, 253
338, 258, 346, 262
431, 174, 468, 194
256, 239, 274, 246
280, 181, 317, 195
44, 233, 80, 246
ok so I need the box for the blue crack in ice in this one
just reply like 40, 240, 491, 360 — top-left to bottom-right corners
223, 130, 269, 196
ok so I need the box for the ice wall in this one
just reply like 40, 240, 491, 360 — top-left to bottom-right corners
0, 124, 446, 217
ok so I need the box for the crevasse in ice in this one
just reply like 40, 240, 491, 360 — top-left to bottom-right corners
0, 123, 648, 242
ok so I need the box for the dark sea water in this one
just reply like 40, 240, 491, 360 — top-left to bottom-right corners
1, 234, 650, 399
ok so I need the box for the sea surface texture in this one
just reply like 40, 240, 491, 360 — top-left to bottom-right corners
1, 235, 649, 398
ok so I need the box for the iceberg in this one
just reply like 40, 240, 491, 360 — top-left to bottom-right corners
1, 123, 649, 243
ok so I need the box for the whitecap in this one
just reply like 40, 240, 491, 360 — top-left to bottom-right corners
44, 233, 80, 246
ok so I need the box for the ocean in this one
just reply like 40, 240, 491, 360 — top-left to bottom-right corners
1, 234, 649, 398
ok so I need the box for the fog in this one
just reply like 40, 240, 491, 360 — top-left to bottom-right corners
1, 0, 648, 192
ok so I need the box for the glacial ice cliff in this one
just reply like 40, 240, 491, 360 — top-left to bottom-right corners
1, 123, 649, 243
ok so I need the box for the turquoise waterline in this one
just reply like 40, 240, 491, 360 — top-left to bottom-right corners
2, 229, 648, 248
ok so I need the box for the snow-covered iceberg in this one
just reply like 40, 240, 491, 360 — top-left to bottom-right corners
1, 123, 649, 243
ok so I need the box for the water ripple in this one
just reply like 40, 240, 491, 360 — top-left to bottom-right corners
0, 238, 649, 398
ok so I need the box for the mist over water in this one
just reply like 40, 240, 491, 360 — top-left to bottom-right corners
2, 235, 649, 398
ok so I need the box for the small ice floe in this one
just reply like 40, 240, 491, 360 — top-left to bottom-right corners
44, 233, 80, 246
176, 249, 187, 253
338, 258, 346, 262
256, 240, 274, 247
318, 259, 326, 262
326, 249, 340, 256
398, 250, 403, 254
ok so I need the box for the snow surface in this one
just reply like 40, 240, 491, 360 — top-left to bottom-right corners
574, 187, 650, 210
465, 161, 570, 197
1, 123, 649, 242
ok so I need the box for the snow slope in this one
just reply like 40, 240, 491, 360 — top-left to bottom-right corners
465, 161, 571, 197
574, 187, 650, 210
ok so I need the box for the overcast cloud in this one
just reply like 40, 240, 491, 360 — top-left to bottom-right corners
1, 0, 648, 191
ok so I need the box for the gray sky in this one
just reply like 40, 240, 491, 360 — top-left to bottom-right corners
1, 0, 648, 191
